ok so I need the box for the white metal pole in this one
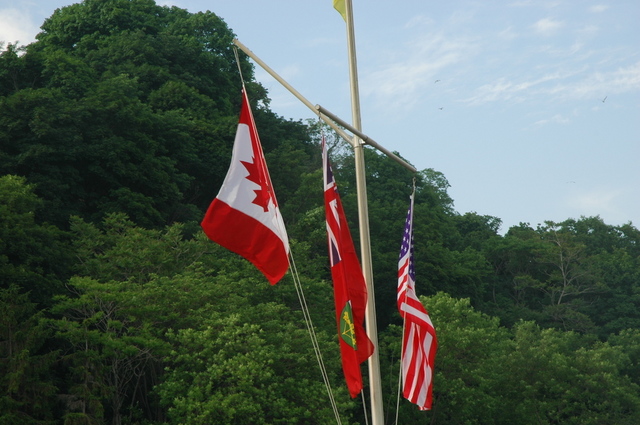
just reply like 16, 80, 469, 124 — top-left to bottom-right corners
315, 105, 417, 173
343, 1, 385, 424
233, 39, 417, 174
232, 39, 355, 147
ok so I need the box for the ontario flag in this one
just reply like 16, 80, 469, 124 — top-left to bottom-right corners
201, 89, 289, 285
322, 137, 374, 398
397, 192, 437, 410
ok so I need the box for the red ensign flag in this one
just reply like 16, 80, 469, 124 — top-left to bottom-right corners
322, 138, 374, 398
201, 90, 289, 284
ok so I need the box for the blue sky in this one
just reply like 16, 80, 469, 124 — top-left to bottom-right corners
2, 0, 639, 233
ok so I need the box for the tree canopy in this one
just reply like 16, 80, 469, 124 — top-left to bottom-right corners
1, 1, 639, 424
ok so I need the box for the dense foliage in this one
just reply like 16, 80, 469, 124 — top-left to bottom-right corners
1, 1, 639, 424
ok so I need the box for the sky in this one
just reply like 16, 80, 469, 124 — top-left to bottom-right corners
2, 0, 639, 233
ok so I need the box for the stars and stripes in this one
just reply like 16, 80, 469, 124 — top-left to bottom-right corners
397, 193, 437, 410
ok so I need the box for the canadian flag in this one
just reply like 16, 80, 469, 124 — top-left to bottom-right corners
201, 89, 290, 284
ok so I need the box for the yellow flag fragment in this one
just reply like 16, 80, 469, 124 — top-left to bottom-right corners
333, 0, 346, 21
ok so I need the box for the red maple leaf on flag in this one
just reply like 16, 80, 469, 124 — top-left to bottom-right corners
241, 157, 272, 212
200, 90, 289, 285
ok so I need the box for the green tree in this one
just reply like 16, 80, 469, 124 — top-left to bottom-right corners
380, 293, 640, 424
1, 0, 315, 229
52, 275, 168, 425
0, 285, 59, 425
553, 217, 640, 337
0, 175, 70, 304
51, 212, 345, 424
51, 213, 205, 424
482, 219, 635, 333
499, 322, 640, 424
425, 293, 511, 424
609, 329, 640, 389
482, 223, 545, 325
157, 305, 351, 425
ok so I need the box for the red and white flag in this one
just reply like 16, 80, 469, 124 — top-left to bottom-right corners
323, 137, 374, 398
397, 192, 437, 410
201, 90, 289, 285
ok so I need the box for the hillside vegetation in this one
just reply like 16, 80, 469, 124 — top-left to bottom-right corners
1, 1, 639, 424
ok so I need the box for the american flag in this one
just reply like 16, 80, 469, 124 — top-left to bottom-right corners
397, 193, 437, 410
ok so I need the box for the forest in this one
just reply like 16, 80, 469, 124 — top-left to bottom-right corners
1, 1, 639, 424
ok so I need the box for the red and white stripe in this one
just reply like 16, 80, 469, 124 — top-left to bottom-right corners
397, 195, 437, 410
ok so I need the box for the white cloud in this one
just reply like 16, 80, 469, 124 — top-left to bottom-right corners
588, 5, 610, 13
509, 0, 534, 6
532, 17, 564, 36
0, 8, 39, 46
576, 24, 600, 37
361, 32, 477, 110
498, 26, 519, 41
609, 62, 640, 90
510, 0, 562, 8
462, 59, 640, 106
535, 113, 570, 125
567, 186, 628, 222
464, 78, 516, 104
270, 64, 300, 82
545, 61, 640, 99
156, 0, 178, 7
463, 70, 575, 105
405, 15, 435, 29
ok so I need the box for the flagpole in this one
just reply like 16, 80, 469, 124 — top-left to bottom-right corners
315, 105, 416, 173
343, 1, 385, 424
232, 38, 417, 174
